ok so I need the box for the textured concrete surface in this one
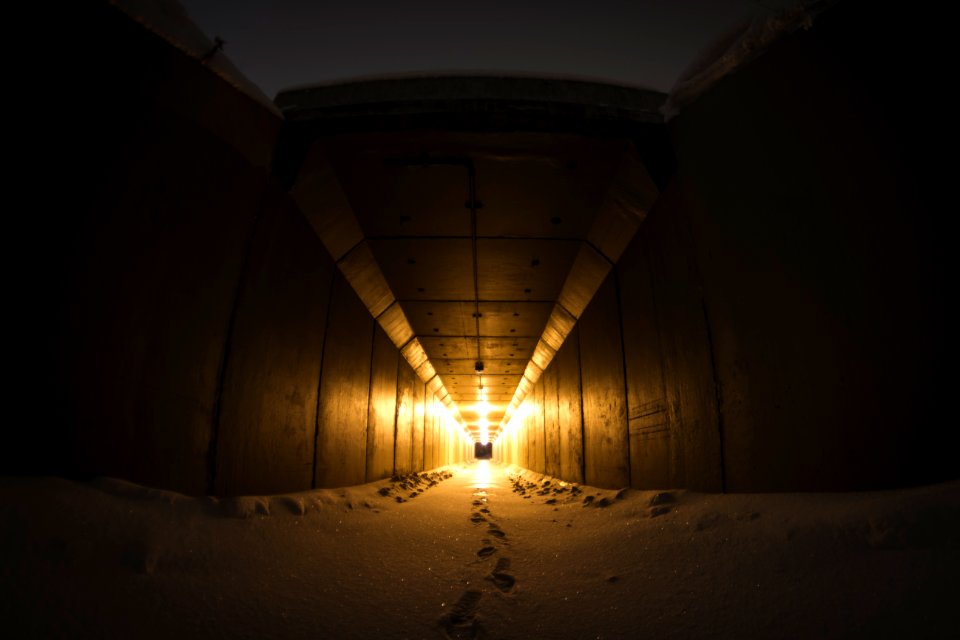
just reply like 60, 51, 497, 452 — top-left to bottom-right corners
315, 272, 375, 488
555, 330, 585, 484
10, 0, 952, 496
497, 0, 952, 492
366, 326, 400, 482
579, 276, 631, 489
214, 186, 334, 496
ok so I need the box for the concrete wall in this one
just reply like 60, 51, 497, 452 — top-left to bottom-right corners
314, 272, 374, 488
667, 1, 950, 491
214, 187, 334, 496
13, 1, 951, 495
6, 3, 468, 496
619, 181, 724, 492
497, 1, 953, 492
8, 1, 280, 495
394, 357, 420, 475
542, 364, 561, 478
367, 326, 400, 482
580, 276, 631, 488
555, 329, 585, 484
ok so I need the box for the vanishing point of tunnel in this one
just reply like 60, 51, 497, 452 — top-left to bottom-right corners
2, 1, 957, 638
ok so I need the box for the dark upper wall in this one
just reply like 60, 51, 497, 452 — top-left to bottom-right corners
9, 1, 279, 493
668, 1, 951, 491
498, 0, 953, 491
12, 1, 951, 495
6, 2, 468, 495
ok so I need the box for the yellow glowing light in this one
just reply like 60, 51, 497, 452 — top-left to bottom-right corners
478, 417, 489, 444
475, 400, 490, 417
471, 459, 494, 488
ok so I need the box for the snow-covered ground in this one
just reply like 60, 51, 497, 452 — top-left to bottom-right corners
2, 462, 957, 638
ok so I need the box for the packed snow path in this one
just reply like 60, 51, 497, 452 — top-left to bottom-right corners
2, 462, 958, 638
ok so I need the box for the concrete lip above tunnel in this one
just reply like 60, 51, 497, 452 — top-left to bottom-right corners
275, 74, 670, 445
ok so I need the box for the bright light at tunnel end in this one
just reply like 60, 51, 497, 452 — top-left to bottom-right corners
464, 394, 499, 444
471, 458, 494, 488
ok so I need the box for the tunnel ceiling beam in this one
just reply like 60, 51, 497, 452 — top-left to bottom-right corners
290, 148, 464, 428
501, 149, 659, 427
279, 76, 667, 440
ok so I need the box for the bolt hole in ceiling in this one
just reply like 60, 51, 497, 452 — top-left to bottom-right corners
281, 76, 665, 442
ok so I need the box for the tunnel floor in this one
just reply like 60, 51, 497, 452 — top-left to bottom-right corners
2, 463, 958, 638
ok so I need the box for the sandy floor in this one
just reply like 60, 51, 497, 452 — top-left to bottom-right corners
2, 462, 958, 638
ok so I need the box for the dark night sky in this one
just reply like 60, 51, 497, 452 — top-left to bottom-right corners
178, 0, 798, 99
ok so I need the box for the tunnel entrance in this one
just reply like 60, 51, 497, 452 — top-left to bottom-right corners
474, 442, 493, 459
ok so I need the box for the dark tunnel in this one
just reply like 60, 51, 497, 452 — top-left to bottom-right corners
3, 1, 957, 637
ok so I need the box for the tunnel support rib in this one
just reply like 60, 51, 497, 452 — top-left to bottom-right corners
207, 183, 270, 495
311, 268, 338, 489
700, 298, 726, 493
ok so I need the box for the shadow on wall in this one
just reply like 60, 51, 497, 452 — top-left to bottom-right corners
496, 1, 953, 492
7, 2, 470, 497
8, 1, 952, 496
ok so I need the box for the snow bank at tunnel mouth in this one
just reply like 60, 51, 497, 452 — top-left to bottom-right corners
63, 462, 658, 520
502, 464, 687, 515
5, 471, 959, 638
17, 466, 960, 552
86, 466, 464, 518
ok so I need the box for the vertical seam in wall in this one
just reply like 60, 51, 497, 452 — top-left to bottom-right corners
413, 381, 420, 472
364, 321, 376, 482
683, 194, 727, 494
392, 354, 401, 477
311, 267, 337, 489
550, 372, 558, 475
643, 245, 670, 420
541, 383, 547, 474
576, 330, 587, 485
700, 297, 727, 493
422, 385, 428, 471
642, 240, 674, 486
613, 266, 633, 487
207, 178, 269, 496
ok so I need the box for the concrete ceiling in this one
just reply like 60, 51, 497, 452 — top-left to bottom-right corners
277, 76, 665, 440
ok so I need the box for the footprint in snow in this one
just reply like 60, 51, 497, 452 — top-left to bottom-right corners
487, 557, 516, 593
439, 590, 483, 639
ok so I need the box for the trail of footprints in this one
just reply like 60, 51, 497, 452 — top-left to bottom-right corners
439, 489, 517, 639
440, 474, 676, 637
469, 492, 514, 592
